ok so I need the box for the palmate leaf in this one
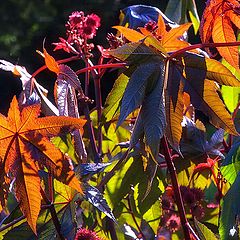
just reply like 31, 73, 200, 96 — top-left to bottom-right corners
2, 179, 77, 239
0, 96, 85, 233
121, 5, 177, 29
184, 78, 237, 135
182, 52, 240, 87
200, 0, 240, 68
116, 14, 191, 53
118, 62, 162, 127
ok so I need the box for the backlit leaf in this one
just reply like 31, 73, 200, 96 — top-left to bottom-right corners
183, 52, 240, 87
194, 219, 218, 240
0, 96, 85, 232
212, 15, 238, 68
200, 0, 240, 68
184, 78, 238, 135
102, 73, 129, 123
43, 48, 60, 74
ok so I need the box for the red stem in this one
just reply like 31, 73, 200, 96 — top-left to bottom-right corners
31, 55, 80, 78
161, 136, 191, 240
76, 62, 126, 75
168, 41, 240, 60
40, 187, 64, 240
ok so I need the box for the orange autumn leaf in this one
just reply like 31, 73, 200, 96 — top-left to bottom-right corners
114, 14, 191, 54
43, 48, 60, 74
200, 0, 240, 68
0, 96, 85, 234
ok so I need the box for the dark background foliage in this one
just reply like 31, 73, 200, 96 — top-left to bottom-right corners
0, 0, 205, 114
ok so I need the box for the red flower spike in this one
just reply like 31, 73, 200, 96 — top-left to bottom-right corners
75, 228, 103, 240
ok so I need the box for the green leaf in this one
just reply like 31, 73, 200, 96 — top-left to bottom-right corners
102, 73, 129, 123
165, 0, 199, 33
222, 86, 240, 113
221, 140, 240, 185
219, 173, 240, 240
187, 0, 200, 34
194, 219, 218, 240
51, 134, 77, 163
221, 59, 240, 113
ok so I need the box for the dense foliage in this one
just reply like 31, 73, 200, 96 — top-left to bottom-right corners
0, 1, 240, 239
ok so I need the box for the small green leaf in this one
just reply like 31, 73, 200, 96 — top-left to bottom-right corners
194, 219, 218, 240
221, 140, 240, 185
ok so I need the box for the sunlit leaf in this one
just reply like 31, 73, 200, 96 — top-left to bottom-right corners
183, 52, 240, 87
102, 73, 129, 123
85, 185, 117, 223
200, 0, 240, 68
0, 96, 85, 232
221, 140, 240, 185
43, 48, 60, 74
184, 79, 238, 135
194, 218, 218, 240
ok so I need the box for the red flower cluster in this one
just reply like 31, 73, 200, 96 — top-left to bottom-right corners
74, 228, 103, 240
67, 11, 101, 40
53, 11, 101, 54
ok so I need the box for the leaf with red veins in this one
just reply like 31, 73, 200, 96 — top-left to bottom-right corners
0, 96, 85, 233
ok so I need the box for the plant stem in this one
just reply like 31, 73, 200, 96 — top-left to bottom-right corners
106, 218, 118, 240
83, 104, 100, 163
76, 62, 126, 75
40, 187, 64, 240
0, 216, 25, 233
161, 136, 191, 240
127, 194, 146, 240
94, 74, 103, 155
168, 41, 240, 60
31, 55, 80, 78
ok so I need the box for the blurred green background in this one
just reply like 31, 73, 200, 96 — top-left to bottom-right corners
0, 0, 205, 113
